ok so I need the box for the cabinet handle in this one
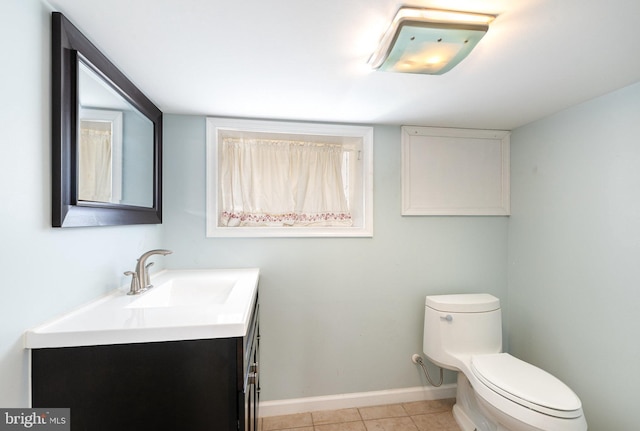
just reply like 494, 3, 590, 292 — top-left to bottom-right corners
248, 361, 259, 385
248, 371, 257, 386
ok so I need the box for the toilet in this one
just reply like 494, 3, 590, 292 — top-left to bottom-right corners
423, 294, 587, 431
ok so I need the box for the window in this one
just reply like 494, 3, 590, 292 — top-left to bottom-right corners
206, 118, 373, 237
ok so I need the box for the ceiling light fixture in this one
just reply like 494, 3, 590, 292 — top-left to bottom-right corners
369, 7, 496, 75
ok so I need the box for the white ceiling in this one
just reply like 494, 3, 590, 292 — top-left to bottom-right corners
49, 0, 640, 130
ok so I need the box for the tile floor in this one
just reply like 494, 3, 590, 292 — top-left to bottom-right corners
261, 399, 461, 431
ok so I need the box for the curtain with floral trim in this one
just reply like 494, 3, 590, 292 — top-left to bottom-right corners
219, 137, 353, 227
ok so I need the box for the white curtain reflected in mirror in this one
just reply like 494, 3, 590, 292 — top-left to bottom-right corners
79, 120, 112, 203
78, 112, 123, 204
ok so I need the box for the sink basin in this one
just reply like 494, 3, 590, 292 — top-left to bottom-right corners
24, 268, 260, 348
127, 275, 237, 308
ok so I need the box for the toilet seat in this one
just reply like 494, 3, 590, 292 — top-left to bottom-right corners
471, 353, 582, 419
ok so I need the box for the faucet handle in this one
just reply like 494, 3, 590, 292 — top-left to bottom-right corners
124, 271, 141, 295
143, 262, 155, 289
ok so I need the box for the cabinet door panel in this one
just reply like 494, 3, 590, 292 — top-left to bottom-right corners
32, 339, 237, 431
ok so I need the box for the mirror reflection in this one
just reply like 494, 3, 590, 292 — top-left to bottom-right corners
78, 59, 154, 208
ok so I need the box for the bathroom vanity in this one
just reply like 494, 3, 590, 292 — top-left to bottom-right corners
25, 269, 260, 431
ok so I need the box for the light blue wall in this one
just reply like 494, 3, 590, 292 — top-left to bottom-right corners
509, 82, 640, 430
0, 0, 164, 407
163, 115, 509, 400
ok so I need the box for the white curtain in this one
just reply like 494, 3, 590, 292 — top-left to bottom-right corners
78, 121, 112, 203
219, 137, 353, 227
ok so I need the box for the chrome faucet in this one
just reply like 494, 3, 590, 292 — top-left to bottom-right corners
125, 249, 173, 295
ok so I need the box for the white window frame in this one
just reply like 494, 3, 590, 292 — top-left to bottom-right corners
206, 117, 373, 237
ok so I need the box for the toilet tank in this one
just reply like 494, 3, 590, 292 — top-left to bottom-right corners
423, 294, 502, 371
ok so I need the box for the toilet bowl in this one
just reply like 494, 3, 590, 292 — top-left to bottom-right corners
423, 294, 587, 431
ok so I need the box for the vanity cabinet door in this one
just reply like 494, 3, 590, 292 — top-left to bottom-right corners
32, 338, 238, 430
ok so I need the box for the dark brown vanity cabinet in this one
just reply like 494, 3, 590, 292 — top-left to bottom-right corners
31, 300, 260, 431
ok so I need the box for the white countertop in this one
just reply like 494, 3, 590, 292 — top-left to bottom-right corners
24, 268, 259, 349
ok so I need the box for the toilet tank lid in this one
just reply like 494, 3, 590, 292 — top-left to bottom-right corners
425, 294, 500, 312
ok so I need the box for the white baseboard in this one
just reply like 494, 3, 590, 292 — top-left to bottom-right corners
260, 384, 457, 417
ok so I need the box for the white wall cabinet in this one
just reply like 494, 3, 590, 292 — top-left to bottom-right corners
401, 126, 510, 216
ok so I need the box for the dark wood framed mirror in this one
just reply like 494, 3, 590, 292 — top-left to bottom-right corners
52, 12, 162, 227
